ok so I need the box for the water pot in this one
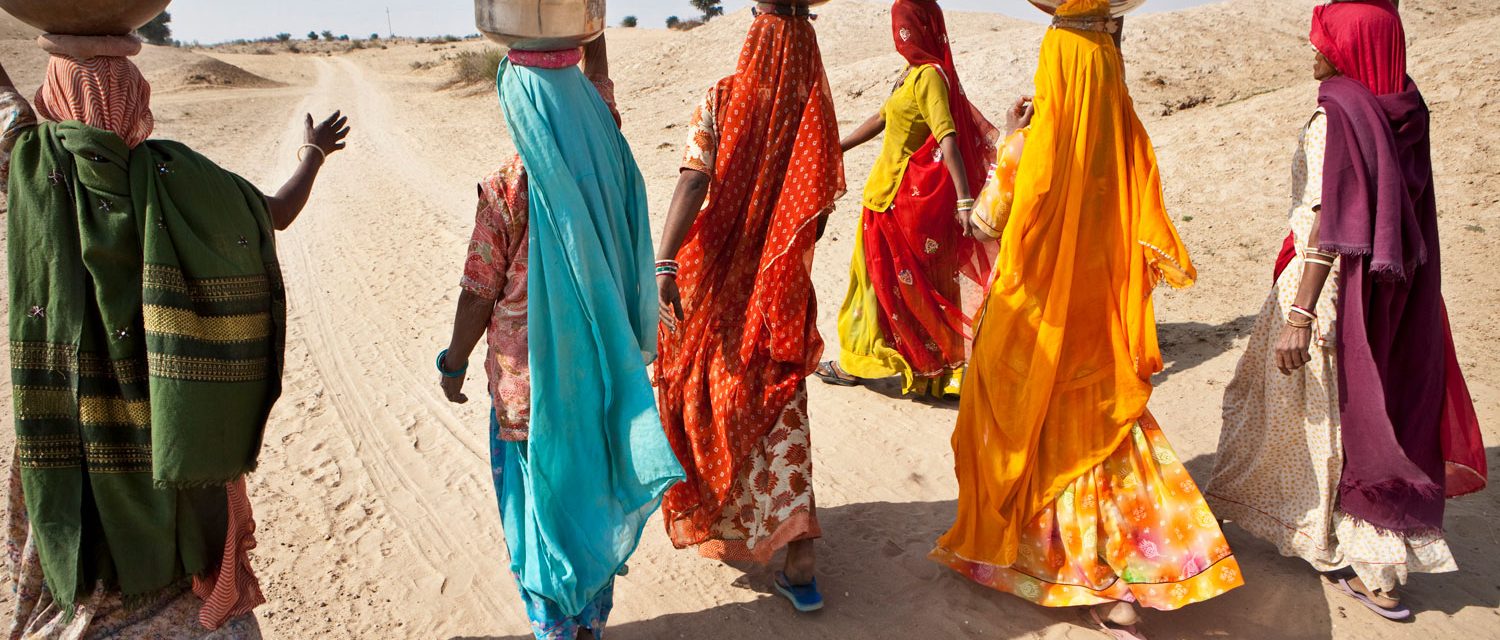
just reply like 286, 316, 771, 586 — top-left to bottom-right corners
1026, 0, 1146, 17
0, 0, 171, 36
476, 0, 606, 51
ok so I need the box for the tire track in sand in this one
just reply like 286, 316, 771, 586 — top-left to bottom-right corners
259, 56, 528, 637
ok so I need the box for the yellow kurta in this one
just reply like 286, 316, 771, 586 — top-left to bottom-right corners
860, 64, 957, 213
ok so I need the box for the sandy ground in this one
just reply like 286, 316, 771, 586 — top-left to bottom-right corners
1, 0, 1498, 638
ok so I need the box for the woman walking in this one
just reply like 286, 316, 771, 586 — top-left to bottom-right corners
817, 0, 994, 398
1205, 0, 1486, 622
3, 35, 346, 637
931, 2, 1242, 637
437, 37, 683, 639
653, 4, 844, 613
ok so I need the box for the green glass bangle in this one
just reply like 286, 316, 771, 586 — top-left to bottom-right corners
436, 349, 466, 378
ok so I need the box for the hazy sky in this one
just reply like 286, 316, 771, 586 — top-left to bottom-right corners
167, 0, 1224, 44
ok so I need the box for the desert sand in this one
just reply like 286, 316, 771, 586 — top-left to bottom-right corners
1, 0, 1497, 638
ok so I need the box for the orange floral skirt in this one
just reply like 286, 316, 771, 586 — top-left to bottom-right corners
932, 412, 1243, 610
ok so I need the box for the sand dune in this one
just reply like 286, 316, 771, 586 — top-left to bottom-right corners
1, 1, 1497, 638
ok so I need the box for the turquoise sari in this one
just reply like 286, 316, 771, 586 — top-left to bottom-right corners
493, 59, 683, 628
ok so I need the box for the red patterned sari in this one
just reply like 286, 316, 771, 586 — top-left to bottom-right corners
655, 14, 845, 560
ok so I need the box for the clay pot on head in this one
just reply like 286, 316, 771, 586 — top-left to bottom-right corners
1026, 0, 1145, 17
0, 0, 171, 36
476, 0, 606, 52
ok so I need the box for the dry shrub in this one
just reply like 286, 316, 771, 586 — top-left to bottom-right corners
451, 48, 505, 86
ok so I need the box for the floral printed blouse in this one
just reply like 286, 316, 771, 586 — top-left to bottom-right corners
461, 157, 532, 441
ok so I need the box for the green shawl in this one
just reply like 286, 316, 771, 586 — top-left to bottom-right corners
7, 121, 285, 609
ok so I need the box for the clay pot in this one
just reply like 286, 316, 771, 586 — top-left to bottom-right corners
0, 0, 171, 36
476, 0, 605, 51
1026, 0, 1145, 17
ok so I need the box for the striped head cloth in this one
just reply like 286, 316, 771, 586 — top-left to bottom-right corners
34, 34, 154, 148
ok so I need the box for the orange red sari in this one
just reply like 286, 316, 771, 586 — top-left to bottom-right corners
655, 14, 844, 560
932, 0, 1241, 609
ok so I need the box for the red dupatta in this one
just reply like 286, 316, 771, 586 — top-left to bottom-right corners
656, 14, 845, 545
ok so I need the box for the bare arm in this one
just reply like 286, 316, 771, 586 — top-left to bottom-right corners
939, 134, 975, 237
582, 34, 608, 82
265, 111, 349, 231
438, 289, 497, 403
655, 169, 711, 331
841, 111, 885, 153
1275, 209, 1333, 374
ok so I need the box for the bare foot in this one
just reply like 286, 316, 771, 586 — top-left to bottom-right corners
783, 539, 816, 585
1347, 576, 1402, 609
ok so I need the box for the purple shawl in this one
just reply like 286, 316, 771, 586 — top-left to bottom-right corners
1318, 75, 1447, 534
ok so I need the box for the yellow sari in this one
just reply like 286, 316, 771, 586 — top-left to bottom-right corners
933, 1, 1240, 610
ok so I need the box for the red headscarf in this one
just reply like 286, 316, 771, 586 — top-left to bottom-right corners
890, 0, 991, 194
656, 13, 844, 544
1310, 0, 1407, 96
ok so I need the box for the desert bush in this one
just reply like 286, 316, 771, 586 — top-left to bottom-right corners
370, 33, 380, 41
276, 33, 292, 42
138, 12, 172, 45
666, 16, 680, 28
451, 48, 505, 86
321, 30, 335, 40
621, 16, 638, 27
307, 31, 319, 41
690, 0, 724, 22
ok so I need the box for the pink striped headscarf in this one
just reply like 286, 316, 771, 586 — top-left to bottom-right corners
34, 35, 154, 148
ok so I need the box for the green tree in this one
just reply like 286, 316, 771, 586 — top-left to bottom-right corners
137, 12, 172, 45
370, 33, 380, 41
276, 32, 292, 42
621, 16, 638, 28
321, 30, 335, 41
665, 15, 680, 28
307, 31, 319, 41
690, 0, 724, 22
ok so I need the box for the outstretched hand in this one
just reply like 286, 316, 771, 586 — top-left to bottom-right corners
305, 111, 350, 158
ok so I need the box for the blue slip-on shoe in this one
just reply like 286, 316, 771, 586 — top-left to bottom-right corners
773, 571, 824, 613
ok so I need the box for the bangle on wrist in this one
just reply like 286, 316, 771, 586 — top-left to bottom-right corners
297, 144, 326, 163
655, 258, 680, 278
436, 348, 466, 378
1287, 305, 1317, 328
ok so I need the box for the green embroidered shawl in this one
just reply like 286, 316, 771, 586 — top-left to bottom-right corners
7, 122, 285, 609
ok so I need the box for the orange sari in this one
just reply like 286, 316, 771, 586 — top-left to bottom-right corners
934, 2, 1238, 609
